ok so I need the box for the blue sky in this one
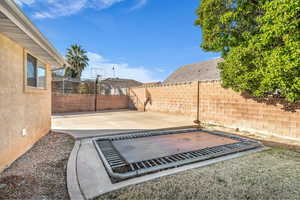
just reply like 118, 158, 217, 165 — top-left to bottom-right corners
15, 0, 220, 82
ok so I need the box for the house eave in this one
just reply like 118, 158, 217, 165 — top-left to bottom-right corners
0, 0, 67, 69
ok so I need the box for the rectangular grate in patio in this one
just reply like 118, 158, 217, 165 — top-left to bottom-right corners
93, 128, 263, 182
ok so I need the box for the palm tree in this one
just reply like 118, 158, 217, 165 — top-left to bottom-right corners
65, 44, 89, 79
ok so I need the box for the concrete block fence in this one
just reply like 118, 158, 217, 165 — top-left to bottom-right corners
52, 80, 300, 139
128, 81, 300, 140
52, 94, 129, 113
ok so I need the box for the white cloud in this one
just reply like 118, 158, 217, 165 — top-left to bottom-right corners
34, 0, 87, 19
14, 0, 129, 19
92, 0, 125, 9
14, 0, 35, 6
81, 52, 158, 83
87, 52, 107, 63
154, 67, 165, 73
129, 0, 147, 11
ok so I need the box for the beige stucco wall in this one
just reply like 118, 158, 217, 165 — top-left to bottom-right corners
0, 33, 52, 172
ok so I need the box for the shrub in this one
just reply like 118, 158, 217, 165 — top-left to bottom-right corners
196, 0, 300, 102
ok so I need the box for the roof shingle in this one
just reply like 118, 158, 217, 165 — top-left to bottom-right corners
164, 58, 223, 83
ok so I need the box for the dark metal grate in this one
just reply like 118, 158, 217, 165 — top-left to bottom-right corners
97, 141, 127, 169
93, 128, 262, 182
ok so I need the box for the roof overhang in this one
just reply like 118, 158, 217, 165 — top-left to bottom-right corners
0, 0, 67, 69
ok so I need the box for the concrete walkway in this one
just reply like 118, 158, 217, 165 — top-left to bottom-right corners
52, 110, 195, 139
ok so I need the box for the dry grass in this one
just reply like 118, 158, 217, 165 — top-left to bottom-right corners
98, 148, 300, 200
0, 132, 74, 200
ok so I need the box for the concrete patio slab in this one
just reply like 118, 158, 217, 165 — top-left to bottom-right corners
67, 141, 84, 200
52, 110, 194, 139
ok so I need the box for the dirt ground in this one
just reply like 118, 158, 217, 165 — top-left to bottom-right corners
0, 132, 74, 200
97, 147, 300, 200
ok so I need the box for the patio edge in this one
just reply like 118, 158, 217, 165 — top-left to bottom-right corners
90, 147, 269, 199
67, 140, 86, 200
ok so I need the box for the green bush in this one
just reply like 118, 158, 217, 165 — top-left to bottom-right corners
196, 0, 300, 102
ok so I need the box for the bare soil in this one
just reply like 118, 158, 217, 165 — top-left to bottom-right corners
0, 132, 74, 200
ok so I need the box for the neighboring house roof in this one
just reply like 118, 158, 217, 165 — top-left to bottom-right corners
0, 0, 67, 69
52, 77, 143, 88
52, 77, 82, 82
142, 82, 162, 87
101, 78, 143, 88
164, 58, 223, 83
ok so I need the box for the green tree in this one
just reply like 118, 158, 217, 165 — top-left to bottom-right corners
196, 0, 300, 102
65, 44, 89, 79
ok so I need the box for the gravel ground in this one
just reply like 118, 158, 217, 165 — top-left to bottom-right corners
0, 132, 74, 200
98, 148, 300, 200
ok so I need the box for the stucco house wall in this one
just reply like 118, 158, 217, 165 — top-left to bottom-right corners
0, 32, 52, 171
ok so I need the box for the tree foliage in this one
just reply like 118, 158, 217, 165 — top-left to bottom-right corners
65, 44, 89, 79
196, 0, 300, 102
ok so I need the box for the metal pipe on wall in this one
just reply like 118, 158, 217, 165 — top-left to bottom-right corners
194, 81, 200, 126
95, 75, 101, 112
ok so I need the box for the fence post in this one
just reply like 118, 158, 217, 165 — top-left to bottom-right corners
95, 75, 101, 112
62, 78, 65, 94
194, 81, 201, 126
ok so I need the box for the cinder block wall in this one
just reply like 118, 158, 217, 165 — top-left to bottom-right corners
97, 95, 129, 111
52, 94, 129, 113
129, 82, 198, 115
129, 81, 300, 139
0, 33, 52, 172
